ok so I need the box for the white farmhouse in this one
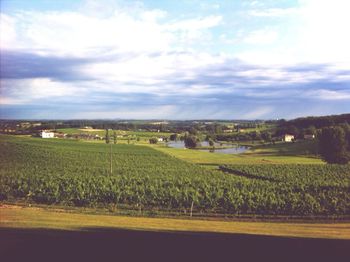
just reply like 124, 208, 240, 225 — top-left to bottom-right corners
283, 134, 294, 142
41, 131, 55, 138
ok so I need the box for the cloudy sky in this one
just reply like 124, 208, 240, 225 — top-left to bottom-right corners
1, 0, 349, 119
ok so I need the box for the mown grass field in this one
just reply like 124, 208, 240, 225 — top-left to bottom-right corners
154, 143, 322, 166
246, 140, 318, 156
2, 207, 349, 262
1, 206, 350, 239
1, 134, 349, 217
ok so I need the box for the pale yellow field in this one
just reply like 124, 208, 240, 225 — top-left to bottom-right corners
1, 205, 349, 239
78, 128, 104, 132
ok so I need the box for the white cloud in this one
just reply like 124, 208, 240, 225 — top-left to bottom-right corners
1, 78, 84, 103
295, 0, 350, 64
0, 14, 17, 48
1, 7, 222, 57
166, 15, 222, 45
1, 0, 349, 119
199, 3, 220, 10
243, 29, 278, 45
241, 0, 350, 66
0, 97, 26, 105
166, 16, 222, 31
306, 89, 350, 100
248, 8, 298, 17
0, 4, 226, 105
8, 10, 171, 56
80, 51, 225, 94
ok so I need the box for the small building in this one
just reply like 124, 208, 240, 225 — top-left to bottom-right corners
151, 121, 169, 125
41, 131, 55, 138
283, 134, 294, 142
304, 134, 315, 140
55, 133, 67, 138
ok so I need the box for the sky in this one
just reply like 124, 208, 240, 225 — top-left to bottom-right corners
0, 0, 350, 120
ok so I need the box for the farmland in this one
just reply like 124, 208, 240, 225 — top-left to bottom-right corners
1, 135, 349, 217
57, 128, 171, 141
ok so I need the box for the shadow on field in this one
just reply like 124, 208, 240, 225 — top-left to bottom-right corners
0, 227, 349, 262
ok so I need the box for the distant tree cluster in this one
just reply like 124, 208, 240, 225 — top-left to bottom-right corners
285, 114, 350, 129
276, 114, 350, 164
318, 124, 350, 164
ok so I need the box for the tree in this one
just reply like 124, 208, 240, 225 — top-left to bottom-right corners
113, 131, 117, 144
105, 129, 110, 144
188, 127, 198, 135
184, 135, 198, 148
169, 133, 178, 141
287, 125, 300, 137
208, 138, 214, 147
214, 124, 222, 134
205, 134, 215, 141
261, 131, 272, 142
318, 126, 350, 164
305, 125, 316, 135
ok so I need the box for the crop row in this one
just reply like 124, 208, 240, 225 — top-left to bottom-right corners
219, 164, 350, 189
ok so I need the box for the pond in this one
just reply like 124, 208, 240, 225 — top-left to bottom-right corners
166, 141, 250, 154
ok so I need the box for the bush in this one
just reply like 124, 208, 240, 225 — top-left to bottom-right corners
149, 138, 158, 144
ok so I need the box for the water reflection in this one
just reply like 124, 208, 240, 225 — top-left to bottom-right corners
166, 141, 249, 154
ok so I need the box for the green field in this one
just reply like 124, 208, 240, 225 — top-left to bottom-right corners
1, 135, 349, 216
57, 128, 171, 140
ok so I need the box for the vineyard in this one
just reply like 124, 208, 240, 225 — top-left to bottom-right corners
1, 135, 349, 216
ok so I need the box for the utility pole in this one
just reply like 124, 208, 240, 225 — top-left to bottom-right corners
105, 128, 112, 176
110, 142, 112, 176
